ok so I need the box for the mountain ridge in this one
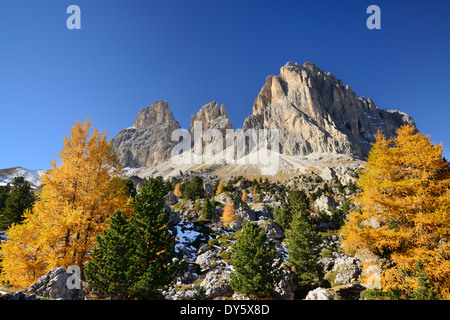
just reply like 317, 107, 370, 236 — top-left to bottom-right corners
110, 61, 416, 180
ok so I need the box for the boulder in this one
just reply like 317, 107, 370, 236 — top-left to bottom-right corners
304, 287, 338, 300
273, 269, 296, 300
27, 267, 85, 300
195, 250, 218, 270
256, 217, 284, 240
9, 291, 42, 300
165, 191, 178, 205
200, 266, 233, 299
314, 194, 338, 214
332, 257, 362, 285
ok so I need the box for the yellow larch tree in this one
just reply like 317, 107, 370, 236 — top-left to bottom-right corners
1, 119, 132, 288
221, 200, 238, 225
173, 182, 183, 198
341, 125, 450, 299
242, 190, 248, 203
216, 181, 224, 195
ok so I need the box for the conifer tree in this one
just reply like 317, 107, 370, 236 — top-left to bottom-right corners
127, 177, 181, 298
342, 125, 450, 299
216, 181, 224, 195
221, 200, 238, 225
0, 177, 35, 230
181, 176, 205, 200
201, 198, 213, 220
86, 177, 181, 299
84, 210, 134, 299
274, 202, 291, 231
285, 209, 322, 286
230, 222, 282, 298
0, 119, 132, 288
241, 190, 248, 203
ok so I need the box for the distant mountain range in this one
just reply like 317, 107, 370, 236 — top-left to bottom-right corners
0, 167, 46, 188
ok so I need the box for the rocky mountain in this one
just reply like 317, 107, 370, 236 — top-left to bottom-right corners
0, 167, 46, 188
111, 62, 416, 180
189, 101, 233, 135
243, 62, 415, 159
111, 100, 181, 168
189, 101, 233, 155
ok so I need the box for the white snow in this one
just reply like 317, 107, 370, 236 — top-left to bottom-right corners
0, 167, 46, 187
173, 221, 204, 260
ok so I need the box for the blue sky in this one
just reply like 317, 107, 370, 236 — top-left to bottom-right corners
0, 0, 449, 169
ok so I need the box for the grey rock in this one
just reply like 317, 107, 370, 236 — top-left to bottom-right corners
195, 250, 218, 270
200, 266, 233, 299
319, 257, 335, 272
165, 191, 178, 205
27, 267, 85, 300
9, 291, 42, 300
256, 216, 284, 240
304, 287, 338, 300
332, 257, 362, 285
314, 194, 339, 214
273, 269, 296, 300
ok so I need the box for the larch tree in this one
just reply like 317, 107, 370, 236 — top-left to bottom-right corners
0, 119, 132, 288
216, 181, 224, 195
221, 200, 238, 225
173, 182, 183, 198
241, 190, 248, 203
341, 125, 450, 299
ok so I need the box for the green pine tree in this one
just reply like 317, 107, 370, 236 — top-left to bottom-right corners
274, 202, 291, 231
201, 198, 213, 220
86, 177, 181, 299
409, 260, 438, 300
128, 177, 181, 298
0, 177, 35, 230
0, 185, 10, 211
85, 210, 134, 299
181, 176, 205, 200
288, 189, 309, 212
230, 222, 282, 299
286, 209, 322, 286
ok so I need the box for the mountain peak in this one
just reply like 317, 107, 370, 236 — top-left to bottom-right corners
133, 100, 179, 129
189, 101, 233, 133
245, 61, 415, 159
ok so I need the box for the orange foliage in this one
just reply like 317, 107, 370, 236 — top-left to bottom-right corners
242, 190, 248, 203
216, 181, 224, 195
1, 120, 131, 288
221, 200, 238, 225
173, 183, 183, 198
341, 125, 450, 299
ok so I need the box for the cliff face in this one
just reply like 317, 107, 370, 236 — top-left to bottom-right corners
243, 62, 415, 159
110, 100, 181, 168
